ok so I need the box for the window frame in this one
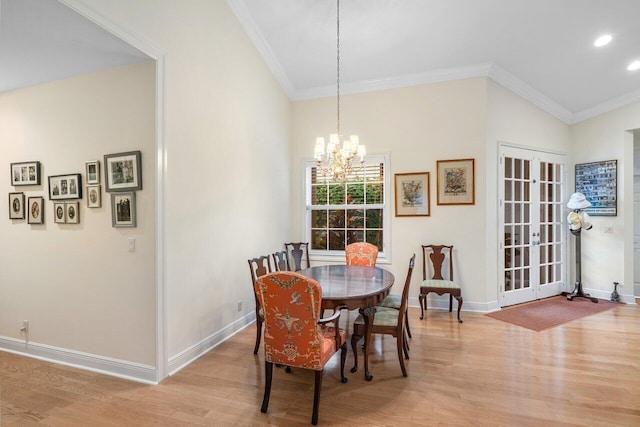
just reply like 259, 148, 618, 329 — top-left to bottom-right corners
302, 152, 391, 264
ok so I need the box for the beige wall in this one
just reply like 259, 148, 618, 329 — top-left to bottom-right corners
0, 62, 157, 365
570, 101, 640, 301
292, 78, 489, 308
79, 0, 292, 368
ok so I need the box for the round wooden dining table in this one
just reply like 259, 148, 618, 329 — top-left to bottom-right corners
297, 264, 395, 381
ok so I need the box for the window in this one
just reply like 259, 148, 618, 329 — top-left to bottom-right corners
304, 154, 390, 260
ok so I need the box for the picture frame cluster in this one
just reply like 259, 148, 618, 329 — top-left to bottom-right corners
8, 150, 141, 228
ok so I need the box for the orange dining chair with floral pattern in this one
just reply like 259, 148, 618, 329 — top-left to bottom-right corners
254, 271, 348, 425
345, 242, 379, 267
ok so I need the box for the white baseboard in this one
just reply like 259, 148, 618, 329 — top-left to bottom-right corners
584, 288, 637, 305
0, 336, 157, 384
407, 296, 498, 313
167, 311, 256, 376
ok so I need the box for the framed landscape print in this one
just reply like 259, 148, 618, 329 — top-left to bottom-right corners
53, 202, 66, 224
65, 201, 79, 224
394, 172, 430, 217
87, 185, 101, 208
111, 191, 136, 227
575, 160, 617, 216
437, 158, 475, 205
48, 173, 82, 200
10, 161, 41, 186
8, 192, 25, 219
27, 196, 44, 224
85, 160, 100, 184
104, 151, 142, 192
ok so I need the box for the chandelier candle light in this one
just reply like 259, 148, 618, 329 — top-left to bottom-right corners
313, 0, 366, 182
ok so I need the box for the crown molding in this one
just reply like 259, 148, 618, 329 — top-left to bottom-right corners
572, 87, 640, 124
226, 0, 295, 98
487, 64, 574, 125
292, 63, 493, 101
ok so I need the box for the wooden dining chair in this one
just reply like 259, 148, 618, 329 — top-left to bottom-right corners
247, 255, 273, 354
345, 242, 379, 267
272, 250, 290, 272
350, 254, 415, 377
420, 244, 463, 323
254, 271, 348, 425
284, 242, 311, 271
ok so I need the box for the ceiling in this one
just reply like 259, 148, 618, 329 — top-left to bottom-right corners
1, 0, 639, 125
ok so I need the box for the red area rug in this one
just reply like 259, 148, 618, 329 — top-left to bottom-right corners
486, 296, 620, 332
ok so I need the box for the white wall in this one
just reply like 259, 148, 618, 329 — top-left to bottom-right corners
570, 101, 640, 302
291, 78, 489, 309
78, 0, 293, 371
0, 63, 157, 365
486, 80, 571, 306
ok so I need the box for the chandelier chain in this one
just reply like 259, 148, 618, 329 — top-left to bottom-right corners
336, 0, 340, 135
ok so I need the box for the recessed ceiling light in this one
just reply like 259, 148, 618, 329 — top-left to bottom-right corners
628, 61, 640, 71
594, 34, 612, 47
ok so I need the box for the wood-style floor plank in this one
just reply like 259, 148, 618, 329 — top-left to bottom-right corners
1, 305, 639, 426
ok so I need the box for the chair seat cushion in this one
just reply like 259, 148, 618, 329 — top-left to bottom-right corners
378, 293, 401, 309
319, 327, 346, 367
421, 279, 460, 289
354, 307, 399, 327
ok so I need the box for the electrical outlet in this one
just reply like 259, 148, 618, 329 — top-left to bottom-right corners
237, 300, 242, 312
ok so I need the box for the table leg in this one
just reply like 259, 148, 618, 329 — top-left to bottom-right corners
360, 305, 376, 381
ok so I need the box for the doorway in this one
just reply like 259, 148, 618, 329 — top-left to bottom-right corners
498, 145, 568, 307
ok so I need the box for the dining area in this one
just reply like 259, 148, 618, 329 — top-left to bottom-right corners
248, 242, 414, 424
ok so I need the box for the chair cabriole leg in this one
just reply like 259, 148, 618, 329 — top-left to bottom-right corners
312, 370, 323, 425
261, 361, 273, 413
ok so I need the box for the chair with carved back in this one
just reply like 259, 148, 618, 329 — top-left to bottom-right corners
350, 254, 415, 377
248, 255, 273, 354
345, 242, 379, 267
420, 244, 463, 323
272, 250, 290, 272
254, 271, 347, 425
284, 242, 311, 271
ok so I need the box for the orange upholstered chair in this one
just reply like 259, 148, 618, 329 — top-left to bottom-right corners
254, 271, 348, 425
345, 242, 379, 267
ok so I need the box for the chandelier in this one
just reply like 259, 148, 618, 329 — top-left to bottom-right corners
313, 0, 366, 182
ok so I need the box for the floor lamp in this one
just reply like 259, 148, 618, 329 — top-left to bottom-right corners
563, 192, 598, 303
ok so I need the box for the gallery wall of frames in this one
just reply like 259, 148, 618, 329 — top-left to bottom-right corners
8, 151, 141, 228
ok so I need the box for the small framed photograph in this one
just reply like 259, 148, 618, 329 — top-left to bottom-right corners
104, 151, 142, 192
9, 192, 25, 219
27, 196, 44, 224
53, 202, 66, 224
48, 173, 82, 200
10, 161, 41, 186
86, 160, 100, 184
111, 192, 136, 227
65, 201, 80, 224
437, 158, 475, 205
87, 185, 101, 208
394, 172, 430, 217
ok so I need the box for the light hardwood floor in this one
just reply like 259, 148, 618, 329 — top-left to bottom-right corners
1, 305, 639, 426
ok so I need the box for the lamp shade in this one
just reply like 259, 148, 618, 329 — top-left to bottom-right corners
567, 192, 591, 210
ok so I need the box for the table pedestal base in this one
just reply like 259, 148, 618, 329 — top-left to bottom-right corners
562, 281, 598, 303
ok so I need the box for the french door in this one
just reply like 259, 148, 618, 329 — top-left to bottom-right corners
499, 145, 568, 307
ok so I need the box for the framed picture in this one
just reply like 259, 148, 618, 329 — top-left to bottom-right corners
8, 192, 25, 219
27, 196, 44, 224
48, 173, 82, 200
437, 158, 475, 205
53, 202, 66, 224
394, 172, 430, 217
86, 160, 100, 184
111, 192, 136, 227
104, 151, 142, 192
575, 160, 617, 216
65, 201, 80, 224
10, 161, 41, 186
87, 185, 101, 208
